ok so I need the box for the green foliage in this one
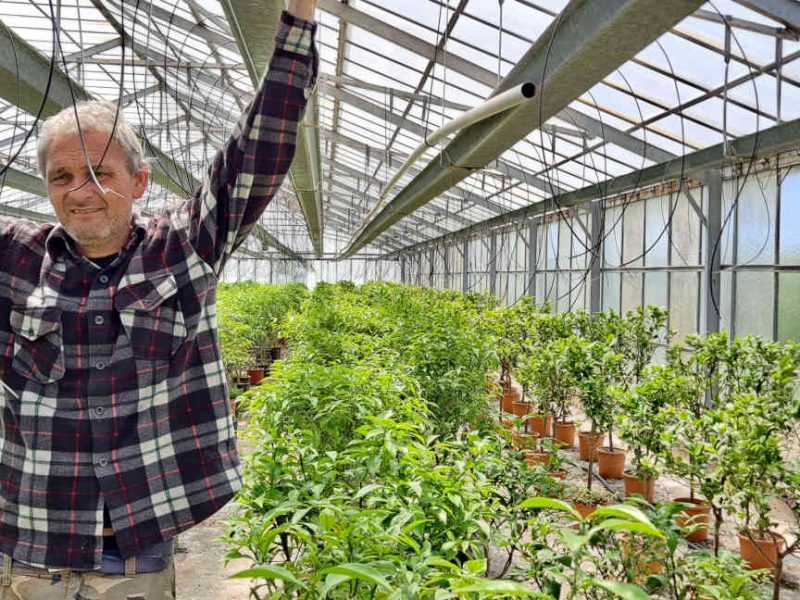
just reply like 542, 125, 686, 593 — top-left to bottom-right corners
217, 282, 308, 372
616, 365, 693, 480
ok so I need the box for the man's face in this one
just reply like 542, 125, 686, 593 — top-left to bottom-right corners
45, 130, 149, 258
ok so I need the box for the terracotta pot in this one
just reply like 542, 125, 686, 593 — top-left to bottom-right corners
554, 421, 576, 448
674, 497, 710, 542
623, 472, 656, 503
573, 502, 597, 520
498, 419, 515, 431
524, 450, 553, 468
528, 414, 552, 438
620, 533, 666, 583
548, 469, 568, 480
512, 400, 531, 417
578, 431, 605, 461
247, 368, 265, 386
737, 530, 784, 573
512, 432, 539, 450
597, 447, 625, 479
501, 387, 520, 413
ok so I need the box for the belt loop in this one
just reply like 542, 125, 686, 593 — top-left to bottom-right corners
1, 554, 12, 587
123, 556, 136, 578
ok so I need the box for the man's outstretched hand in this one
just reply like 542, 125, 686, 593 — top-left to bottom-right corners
287, 0, 317, 21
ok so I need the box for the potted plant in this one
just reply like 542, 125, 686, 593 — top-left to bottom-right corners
557, 482, 612, 519
723, 380, 798, 592
617, 365, 692, 503
517, 335, 575, 441
566, 332, 621, 490
661, 334, 729, 547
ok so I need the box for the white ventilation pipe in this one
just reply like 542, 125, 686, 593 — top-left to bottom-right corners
378, 82, 536, 203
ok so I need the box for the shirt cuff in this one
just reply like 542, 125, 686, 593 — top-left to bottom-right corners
277, 10, 317, 58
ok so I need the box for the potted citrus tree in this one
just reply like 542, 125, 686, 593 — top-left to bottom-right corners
617, 365, 693, 503
566, 335, 621, 489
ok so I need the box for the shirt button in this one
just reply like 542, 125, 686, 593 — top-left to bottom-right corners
98, 457, 108, 468
99, 275, 109, 284
95, 406, 105, 416
94, 315, 105, 325
95, 361, 106, 371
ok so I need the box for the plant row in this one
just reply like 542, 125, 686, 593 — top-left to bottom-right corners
221, 283, 782, 599
489, 302, 800, 596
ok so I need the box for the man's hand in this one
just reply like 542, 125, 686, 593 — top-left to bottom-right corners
287, 0, 317, 21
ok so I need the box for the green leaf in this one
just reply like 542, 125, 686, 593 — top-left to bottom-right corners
590, 518, 665, 539
319, 573, 350, 599
463, 559, 486, 575
353, 483, 383, 500
425, 557, 461, 572
590, 580, 649, 600
454, 579, 542, 597
321, 563, 392, 591
517, 497, 582, 520
319, 507, 336, 530
230, 565, 307, 590
560, 529, 590, 553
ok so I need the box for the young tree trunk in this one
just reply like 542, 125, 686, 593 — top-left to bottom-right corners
587, 424, 596, 490
712, 506, 723, 557
773, 554, 782, 600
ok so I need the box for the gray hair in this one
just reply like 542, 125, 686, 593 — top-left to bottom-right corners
38, 101, 146, 178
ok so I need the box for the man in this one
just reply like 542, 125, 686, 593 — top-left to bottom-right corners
0, 0, 317, 597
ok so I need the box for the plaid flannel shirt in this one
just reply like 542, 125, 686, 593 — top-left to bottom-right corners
0, 12, 316, 571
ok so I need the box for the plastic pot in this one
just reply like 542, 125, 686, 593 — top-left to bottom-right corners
554, 421, 576, 448
578, 431, 605, 461
623, 472, 656, 503
674, 497, 710, 542
737, 530, 784, 573
597, 447, 625, 479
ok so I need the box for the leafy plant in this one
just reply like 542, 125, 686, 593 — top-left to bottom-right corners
616, 365, 693, 482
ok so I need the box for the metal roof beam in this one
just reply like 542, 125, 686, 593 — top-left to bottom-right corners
318, 0, 675, 164
328, 178, 450, 237
119, 0, 232, 46
388, 116, 800, 258
325, 86, 561, 195
219, 0, 324, 256
733, 0, 800, 31
1, 165, 47, 197
693, 8, 797, 39
320, 75, 472, 112
339, 0, 705, 258
62, 36, 123, 62
324, 157, 473, 227
320, 128, 508, 215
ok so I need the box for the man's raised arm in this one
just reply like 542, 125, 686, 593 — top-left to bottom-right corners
186, 0, 318, 273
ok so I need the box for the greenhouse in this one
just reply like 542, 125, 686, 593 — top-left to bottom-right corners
1, 0, 800, 598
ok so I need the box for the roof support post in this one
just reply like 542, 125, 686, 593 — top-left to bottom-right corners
429, 247, 435, 289
489, 232, 497, 298
589, 201, 603, 314
528, 219, 537, 298
462, 239, 469, 294
703, 170, 723, 334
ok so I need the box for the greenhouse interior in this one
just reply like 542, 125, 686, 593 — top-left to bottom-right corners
2, 0, 800, 598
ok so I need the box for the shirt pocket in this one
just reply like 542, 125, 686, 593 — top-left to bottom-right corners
115, 273, 187, 362
9, 306, 65, 384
